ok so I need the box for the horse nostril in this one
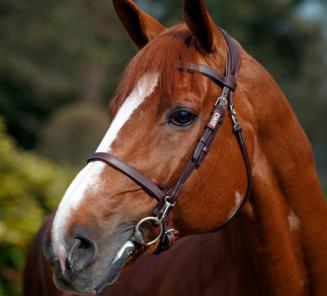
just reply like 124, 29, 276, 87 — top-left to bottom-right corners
66, 236, 97, 272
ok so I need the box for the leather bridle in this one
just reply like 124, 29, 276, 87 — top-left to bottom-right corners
87, 29, 251, 253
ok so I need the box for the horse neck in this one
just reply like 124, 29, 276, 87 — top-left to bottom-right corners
233, 53, 327, 296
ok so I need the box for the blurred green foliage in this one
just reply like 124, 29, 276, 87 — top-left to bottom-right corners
0, 0, 134, 149
0, 118, 73, 296
39, 103, 109, 166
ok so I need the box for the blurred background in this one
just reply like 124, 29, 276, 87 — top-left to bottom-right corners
0, 0, 326, 295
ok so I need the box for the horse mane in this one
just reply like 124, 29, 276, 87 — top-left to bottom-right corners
111, 24, 223, 112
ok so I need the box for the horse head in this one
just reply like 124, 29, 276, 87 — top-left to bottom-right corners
44, 0, 251, 294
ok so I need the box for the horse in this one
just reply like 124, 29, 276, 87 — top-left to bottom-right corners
24, 0, 327, 295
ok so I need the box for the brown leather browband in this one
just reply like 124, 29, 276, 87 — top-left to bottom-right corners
87, 29, 251, 253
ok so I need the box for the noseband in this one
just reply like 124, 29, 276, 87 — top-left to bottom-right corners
87, 29, 251, 253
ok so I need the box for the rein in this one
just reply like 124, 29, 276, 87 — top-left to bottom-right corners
87, 29, 251, 253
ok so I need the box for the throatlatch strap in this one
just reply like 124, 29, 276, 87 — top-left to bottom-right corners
233, 125, 252, 200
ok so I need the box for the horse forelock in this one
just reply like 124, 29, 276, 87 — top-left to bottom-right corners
110, 24, 226, 114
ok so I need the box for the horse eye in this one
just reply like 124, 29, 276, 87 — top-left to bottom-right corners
168, 108, 197, 127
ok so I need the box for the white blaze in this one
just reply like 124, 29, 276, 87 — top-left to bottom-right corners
96, 73, 159, 152
51, 73, 159, 251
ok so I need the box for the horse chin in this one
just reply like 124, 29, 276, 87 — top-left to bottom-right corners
94, 237, 165, 294
94, 236, 165, 294
52, 265, 97, 295
94, 240, 139, 294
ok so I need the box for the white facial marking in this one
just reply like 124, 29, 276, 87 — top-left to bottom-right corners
228, 191, 242, 220
288, 208, 300, 231
52, 73, 159, 252
52, 162, 106, 252
97, 73, 159, 152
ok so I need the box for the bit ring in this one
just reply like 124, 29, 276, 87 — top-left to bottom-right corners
133, 216, 164, 246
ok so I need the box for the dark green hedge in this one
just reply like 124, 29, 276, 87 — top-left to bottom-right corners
0, 118, 73, 296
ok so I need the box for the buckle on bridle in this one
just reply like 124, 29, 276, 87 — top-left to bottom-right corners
229, 103, 242, 132
215, 96, 228, 107
158, 196, 176, 220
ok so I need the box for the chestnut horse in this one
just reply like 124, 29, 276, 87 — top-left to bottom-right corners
24, 0, 327, 295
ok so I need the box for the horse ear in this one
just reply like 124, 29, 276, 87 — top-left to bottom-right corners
113, 0, 166, 49
183, 0, 216, 53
